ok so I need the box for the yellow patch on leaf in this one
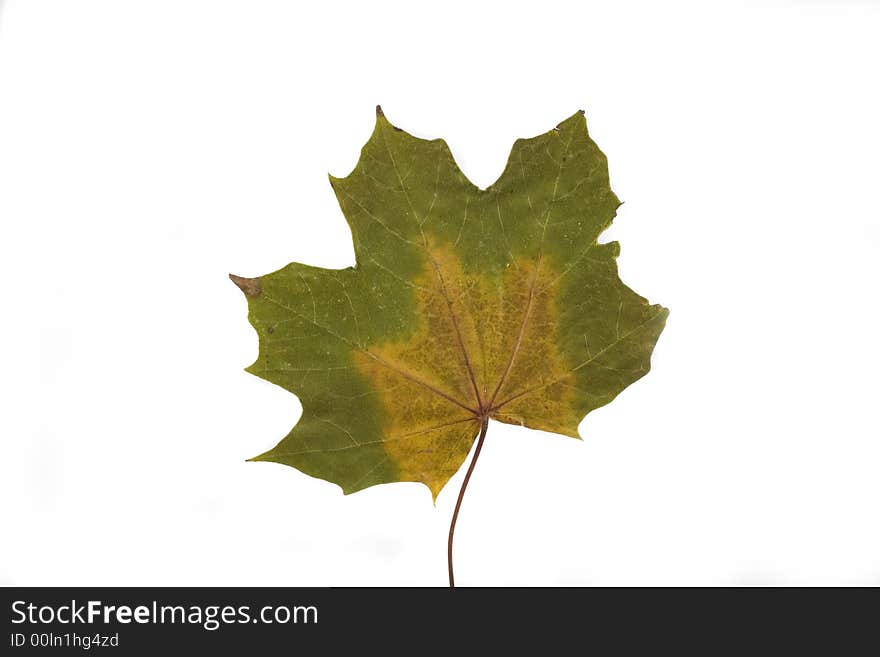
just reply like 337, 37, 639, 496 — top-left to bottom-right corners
354, 244, 579, 496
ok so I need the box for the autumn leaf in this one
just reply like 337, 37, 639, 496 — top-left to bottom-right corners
231, 108, 668, 584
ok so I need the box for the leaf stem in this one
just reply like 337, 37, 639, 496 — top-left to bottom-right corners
447, 415, 489, 588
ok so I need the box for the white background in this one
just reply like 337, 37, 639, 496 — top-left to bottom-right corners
1, 0, 879, 586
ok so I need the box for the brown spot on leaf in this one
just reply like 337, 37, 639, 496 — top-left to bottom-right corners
229, 273, 262, 298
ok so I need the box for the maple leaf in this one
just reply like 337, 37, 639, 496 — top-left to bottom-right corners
231, 107, 668, 584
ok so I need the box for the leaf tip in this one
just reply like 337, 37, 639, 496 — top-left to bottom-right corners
247, 449, 273, 463
374, 104, 403, 132
556, 109, 588, 135
229, 273, 262, 298
605, 240, 621, 258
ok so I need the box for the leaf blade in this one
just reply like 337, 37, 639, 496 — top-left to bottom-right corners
233, 109, 668, 497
